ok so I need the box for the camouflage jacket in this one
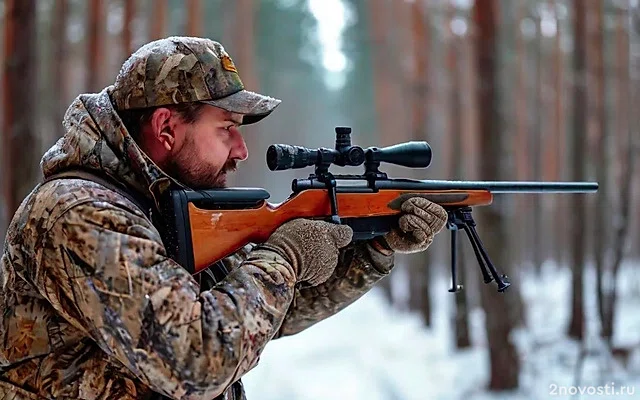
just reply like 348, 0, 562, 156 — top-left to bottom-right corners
0, 87, 395, 400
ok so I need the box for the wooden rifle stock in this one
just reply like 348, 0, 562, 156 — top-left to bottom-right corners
186, 189, 493, 274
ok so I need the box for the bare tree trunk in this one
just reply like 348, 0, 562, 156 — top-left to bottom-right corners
51, 0, 68, 143
408, 256, 432, 325
187, 0, 202, 37
462, 28, 479, 184
540, 18, 557, 267
532, 12, 544, 275
473, 0, 520, 390
567, 0, 588, 341
551, 0, 566, 265
368, 0, 396, 305
631, 0, 640, 262
460, 8, 482, 319
224, 0, 261, 190
1, 0, 38, 236
150, 0, 167, 41
602, 4, 634, 346
87, 0, 103, 92
514, 3, 529, 268
410, 0, 428, 142
589, 0, 611, 342
447, 2, 470, 349
123, 0, 134, 58
233, 0, 257, 91
405, 0, 433, 326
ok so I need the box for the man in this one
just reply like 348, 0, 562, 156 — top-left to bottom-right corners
0, 37, 447, 400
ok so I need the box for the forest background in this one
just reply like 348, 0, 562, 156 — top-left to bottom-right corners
2, 0, 639, 399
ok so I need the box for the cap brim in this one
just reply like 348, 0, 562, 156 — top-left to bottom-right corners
201, 90, 282, 125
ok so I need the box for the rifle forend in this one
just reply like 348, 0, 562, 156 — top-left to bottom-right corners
161, 126, 598, 294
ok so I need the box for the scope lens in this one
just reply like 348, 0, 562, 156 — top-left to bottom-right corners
266, 145, 282, 170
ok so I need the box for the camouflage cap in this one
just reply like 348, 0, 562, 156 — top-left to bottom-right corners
112, 36, 281, 125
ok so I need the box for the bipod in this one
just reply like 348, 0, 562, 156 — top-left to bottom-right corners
446, 207, 511, 293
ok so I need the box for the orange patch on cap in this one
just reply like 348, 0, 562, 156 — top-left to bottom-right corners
221, 55, 238, 73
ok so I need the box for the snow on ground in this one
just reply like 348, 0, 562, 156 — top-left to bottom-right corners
241, 259, 640, 400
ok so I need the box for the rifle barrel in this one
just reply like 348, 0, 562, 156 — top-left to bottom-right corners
292, 178, 599, 193
377, 179, 599, 193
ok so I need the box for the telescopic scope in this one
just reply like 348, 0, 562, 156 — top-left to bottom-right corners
266, 126, 433, 171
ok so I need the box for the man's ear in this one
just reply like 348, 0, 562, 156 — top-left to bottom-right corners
149, 107, 176, 151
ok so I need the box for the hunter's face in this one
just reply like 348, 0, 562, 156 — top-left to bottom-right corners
148, 105, 248, 189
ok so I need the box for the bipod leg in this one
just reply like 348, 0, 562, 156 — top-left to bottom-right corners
464, 222, 510, 292
460, 225, 494, 284
448, 208, 492, 284
446, 215, 463, 293
448, 207, 511, 293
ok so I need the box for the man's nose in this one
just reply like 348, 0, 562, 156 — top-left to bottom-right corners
229, 127, 248, 161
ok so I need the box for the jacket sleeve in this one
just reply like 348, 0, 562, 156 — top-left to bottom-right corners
36, 199, 296, 400
273, 239, 394, 338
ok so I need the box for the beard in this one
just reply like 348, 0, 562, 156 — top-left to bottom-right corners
163, 136, 237, 190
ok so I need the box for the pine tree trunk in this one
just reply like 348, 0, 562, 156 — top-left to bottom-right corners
589, 0, 610, 341
532, 13, 544, 275
51, 0, 68, 143
567, 0, 588, 341
1, 0, 39, 236
633, 6, 640, 262
447, 1, 470, 349
150, 0, 167, 41
514, 3, 529, 268
122, 0, 134, 58
550, 0, 566, 266
603, 4, 634, 346
368, 0, 397, 306
233, 0, 258, 94
87, 0, 103, 92
473, 0, 520, 390
405, 0, 433, 326
187, 0, 202, 37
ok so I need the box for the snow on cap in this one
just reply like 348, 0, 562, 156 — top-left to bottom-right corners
112, 36, 281, 125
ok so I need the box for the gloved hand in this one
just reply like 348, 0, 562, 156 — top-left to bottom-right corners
259, 219, 354, 286
381, 197, 448, 254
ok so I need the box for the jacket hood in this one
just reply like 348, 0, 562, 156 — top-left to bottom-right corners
41, 86, 185, 206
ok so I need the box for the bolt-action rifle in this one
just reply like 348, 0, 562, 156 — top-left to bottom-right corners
161, 127, 598, 293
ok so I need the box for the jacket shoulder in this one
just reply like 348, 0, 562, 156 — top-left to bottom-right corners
8, 178, 150, 241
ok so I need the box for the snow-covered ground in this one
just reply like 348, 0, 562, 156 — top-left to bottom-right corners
242, 260, 640, 400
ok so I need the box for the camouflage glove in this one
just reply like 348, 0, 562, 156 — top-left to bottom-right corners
381, 197, 448, 254
259, 219, 354, 286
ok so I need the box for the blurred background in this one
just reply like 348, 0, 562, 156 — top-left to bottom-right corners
2, 0, 640, 399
